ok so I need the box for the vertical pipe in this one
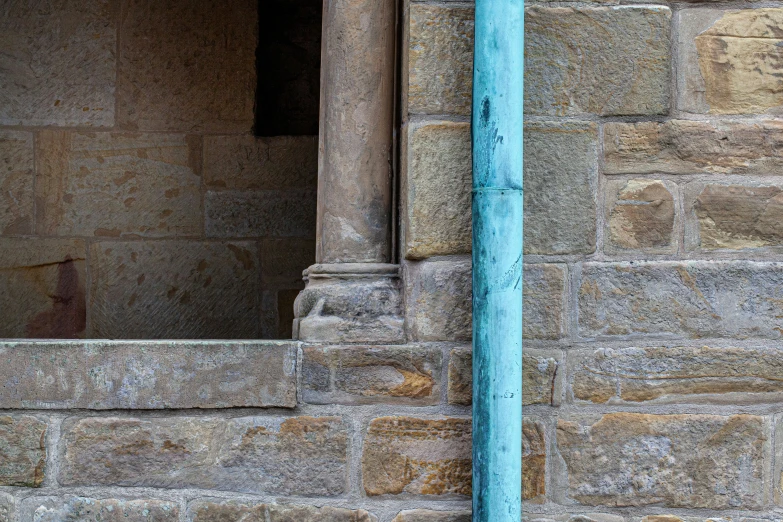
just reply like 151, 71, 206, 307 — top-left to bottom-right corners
471, 0, 524, 520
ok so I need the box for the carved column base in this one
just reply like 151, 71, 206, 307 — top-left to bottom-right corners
293, 263, 404, 343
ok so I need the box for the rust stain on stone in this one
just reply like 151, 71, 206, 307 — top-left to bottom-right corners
25, 257, 86, 339
227, 244, 254, 270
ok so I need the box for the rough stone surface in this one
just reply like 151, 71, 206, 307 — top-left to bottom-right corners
205, 190, 316, 238
607, 179, 676, 253
189, 501, 377, 522
573, 346, 783, 404
449, 350, 559, 406
523, 264, 566, 340
0, 239, 86, 339
0, 416, 46, 487
60, 416, 348, 495
404, 122, 472, 259
578, 261, 783, 339
525, 6, 670, 116
523, 515, 625, 522
524, 122, 597, 255
260, 238, 315, 288
407, 5, 474, 116
524, 420, 547, 502
686, 182, 783, 250
0, 341, 296, 409
392, 511, 470, 522
406, 259, 472, 342
36, 131, 202, 237
118, 0, 256, 132
362, 416, 471, 497
303, 345, 442, 405
0, 0, 117, 127
90, 241, 259, 339
0, 492, 12, 522
0, 131, 34, 235
22, 497, 178, 522
688, 9, 783, 114
204, 135, 318, 190
557, 413, 766, 508
604, 120, 783, 175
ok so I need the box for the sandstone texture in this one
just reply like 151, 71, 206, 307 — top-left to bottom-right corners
303, 345, 442, 405
36, 131, 202, 237
604, 120, 783, 175
0, 341, 296, 409
523, 515, 625, 522
406, 259, 472, 342
60, 416, 347, 495
404, 122, 472, 259
189, 501, 377, 522
118, 0, 256, 132
524, 122, 597, 255
557, 413, 766, 508
260, 238, 315, 288
205, 190, 317, 238
523, 264, 566, 340
23, 497, 178, 522
524, 420, 547, 502
0, 131, 34, 234
204, 135, 318, 190
579, 261, 783, 339
0, 0, 116, 127
0, 416, 46, 487
573, 346, 783, 404
0, 493, 12, 522
408, 5, 474, 116
525, 6, 670, 116
392, 511, 470, 522
686, 182, 783, 250
362, 416, 471, 497
447, 348, 473, 406
0, 239, 86, 339
90, 241, 259, 339
607, 180, 676, 253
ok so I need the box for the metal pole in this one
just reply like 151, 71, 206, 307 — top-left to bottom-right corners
471, 0, 524, 519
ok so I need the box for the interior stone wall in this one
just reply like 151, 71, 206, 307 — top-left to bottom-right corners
0, 0, 318, 340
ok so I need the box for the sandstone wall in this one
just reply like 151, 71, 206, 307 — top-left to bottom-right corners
0, 0, 317, 339
401, 0, 783, 519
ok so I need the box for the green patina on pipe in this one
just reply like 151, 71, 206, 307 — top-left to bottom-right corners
471, 0, 524, 520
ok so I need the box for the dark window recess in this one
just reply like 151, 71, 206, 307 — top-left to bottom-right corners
255, 0, 322, 136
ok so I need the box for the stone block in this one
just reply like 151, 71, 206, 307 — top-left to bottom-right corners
0, 341, 296, 409
189, 501, 377, 522
0, 492, 12, 522
685, 181, 783, 250
604, 120, 783, 175
448, 348, 560, 407
303, 345, 442, 405
21, 497, 178, 522
0, 239, 86, 339
526, 6, 670, 116
60, 416, 348, 495
205, 190, 317, 238
579, 261, 783, 339
404, 122, 472, 259
392, 511, 471, 522
260, 238, 314, 288
679, 9, 783, 114
573, 346, 783, 404
524, 122, 597, 255
606, 179, 676, 253
524, 420, 547, 502
406, 259, 472, 342
362, 416, 471, 497
0, 416, 47, 487
523, 515, 625, 522
118, 0, 256, 132
0, 131, 33, 234
90, 241, 259, 339
557, 413, 767, 508
0, 1, 116, 127
204, 135, 318, 190
523, 264, 566, 340
408, 5, 474, 116
36, 131, 202, 238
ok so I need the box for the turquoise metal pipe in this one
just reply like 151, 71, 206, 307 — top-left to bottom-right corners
471, 0, 524, 519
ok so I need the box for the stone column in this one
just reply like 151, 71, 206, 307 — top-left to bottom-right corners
294, 0, 403, 343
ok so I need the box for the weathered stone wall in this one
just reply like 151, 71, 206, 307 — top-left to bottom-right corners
402, 0, 783, 519
0, 0, 317, 339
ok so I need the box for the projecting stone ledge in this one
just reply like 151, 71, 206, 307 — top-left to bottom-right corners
0, 341, 297, 409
